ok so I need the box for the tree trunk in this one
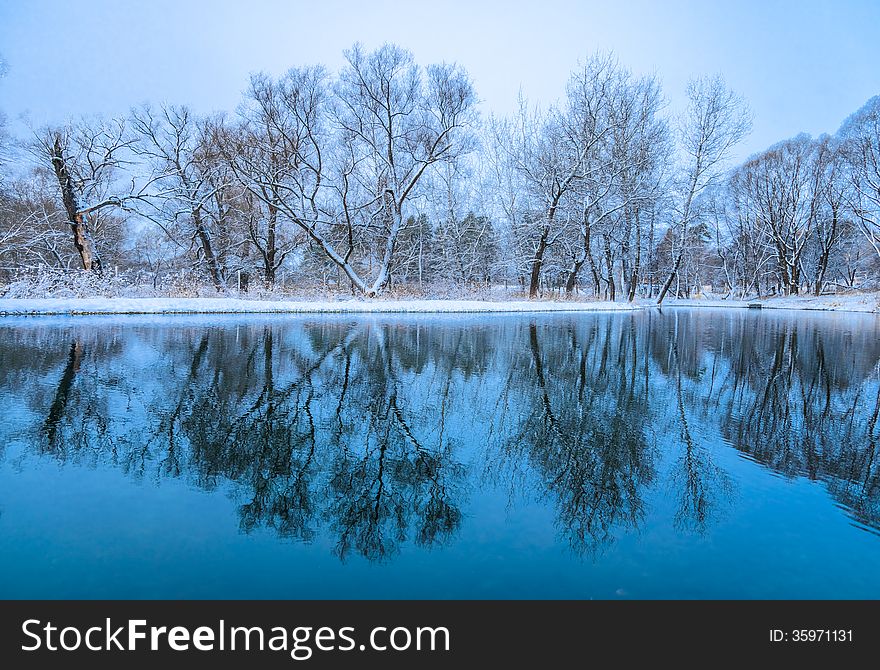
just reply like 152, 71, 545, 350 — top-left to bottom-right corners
814, 208, 836, 296
529, 228, 549, 298
265, 201, 278, 286
657, 176, 699, 305
814, 252, 829, 296
70, 214, 102, 274
367, 197, 403, 296
50, 135, 102, 274
656, 249, 684, 305
603, 234, 615, 302
565, 260, 583, 294
583, 216, 601, 298
789, 262, 799, 296
192, 207, 224, 291
627, 211, 642, 302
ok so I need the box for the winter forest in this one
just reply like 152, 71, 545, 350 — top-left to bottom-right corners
0, 44, 879, 302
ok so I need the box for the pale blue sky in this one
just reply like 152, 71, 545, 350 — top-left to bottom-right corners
1, 0, 878, 161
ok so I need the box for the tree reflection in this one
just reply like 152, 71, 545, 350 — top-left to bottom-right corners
669, 338, 734, 534
1, 308, 879, 566
323, 327, 465, 561
493, 319, 656, 557
713, 313, 880, 530
44, 341, 83, 448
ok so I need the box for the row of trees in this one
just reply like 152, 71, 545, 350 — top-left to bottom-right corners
0, 44, 878, 299
711, 114, 880, 297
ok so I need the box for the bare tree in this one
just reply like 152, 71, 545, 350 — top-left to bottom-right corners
494, 55, 626, 298
416, 144, 498, 289
0, 174, 72, 269
333, 44, 477, 294
730, 135, 820, 296
839, 96, 880, 260
710, 182, 775, 298
224, 73, 314, 286
0, 55, 9, 187
131, 105, 240, 290
656, 76, 750, 304
6, 45, 879, 302
564, 70, 669, 301
32, 119, 137, 273
807, 135, 848, 295
223, 44, 477, 296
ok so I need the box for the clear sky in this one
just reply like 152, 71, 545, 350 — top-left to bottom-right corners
1, 0, 878, 162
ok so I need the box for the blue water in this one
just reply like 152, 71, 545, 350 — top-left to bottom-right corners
0, 309, 878, 598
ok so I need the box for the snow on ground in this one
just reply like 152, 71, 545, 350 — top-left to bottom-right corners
666, 294, 880, 314
0, 297, 642, 316
0, 294, 876, 316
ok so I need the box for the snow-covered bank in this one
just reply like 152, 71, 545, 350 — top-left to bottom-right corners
0, 297, 643, 316
1, 294, 877, 316
666, 294, 879, 314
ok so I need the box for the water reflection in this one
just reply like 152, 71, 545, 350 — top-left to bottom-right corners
491, 321, 655, 556
2, 309, 879, 564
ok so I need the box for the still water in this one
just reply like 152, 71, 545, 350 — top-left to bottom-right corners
0, 308, 878, 598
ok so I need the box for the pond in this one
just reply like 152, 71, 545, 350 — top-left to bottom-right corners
0, 308, 878, 599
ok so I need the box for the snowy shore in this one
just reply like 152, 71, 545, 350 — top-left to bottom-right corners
667, 294, 880, 314
0, 294, 876, 316
0, 297, 643, 316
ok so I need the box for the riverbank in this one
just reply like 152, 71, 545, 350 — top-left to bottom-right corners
0, 293, 876, 316
668, 293, 879, 314
0, 297, 642, 316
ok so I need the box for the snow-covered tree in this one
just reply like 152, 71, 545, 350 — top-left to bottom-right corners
31, 118, 138, 273
132, 105, 245, 290
839, 96, 880, 260
493, 55, 624, 298
221, 44, 477, 296
656, 75, 750, 304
